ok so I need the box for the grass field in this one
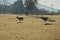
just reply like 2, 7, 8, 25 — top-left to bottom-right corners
0, 14, 60, 40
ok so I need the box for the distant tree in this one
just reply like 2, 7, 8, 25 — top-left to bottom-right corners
57, 10, 60, 14
12, 0, 25, 14
24, 0, 37, 15
0, 0, 8, 13
40, 9, 50, 14
32, 0, 37, 4
0, 5, 2, 13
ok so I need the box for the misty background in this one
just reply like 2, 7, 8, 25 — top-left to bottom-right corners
0, 0, 60, 15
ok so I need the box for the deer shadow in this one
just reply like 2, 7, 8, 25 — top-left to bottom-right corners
17, 21, 24, 24
45, 23, 52, 25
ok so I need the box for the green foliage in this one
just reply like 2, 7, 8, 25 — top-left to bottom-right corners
24, 0, 37, 15
25, 0, 36, 10
12, 0, 25, 14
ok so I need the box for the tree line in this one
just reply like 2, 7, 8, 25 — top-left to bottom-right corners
0, 0, 60, 15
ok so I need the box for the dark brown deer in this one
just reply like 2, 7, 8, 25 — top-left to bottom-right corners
16, 16, 24, 22
40, 16, 55, 25
40, 17, 49, 25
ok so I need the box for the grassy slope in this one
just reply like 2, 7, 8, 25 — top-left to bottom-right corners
0, 14, 60, 40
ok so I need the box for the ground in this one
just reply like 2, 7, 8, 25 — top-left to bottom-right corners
0, 14, 60, 40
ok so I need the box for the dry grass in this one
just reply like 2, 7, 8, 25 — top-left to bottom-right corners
0, 14, 60, 40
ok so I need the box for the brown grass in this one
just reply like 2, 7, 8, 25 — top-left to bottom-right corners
0, 14, 60, 40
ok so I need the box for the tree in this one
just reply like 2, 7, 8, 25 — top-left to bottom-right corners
0, 0, 8, 13
12, 0, 25, 14
0, 5, 3, 13
57, 10, 60, 14
40, 9, 50, 14
24, 0, 37, 15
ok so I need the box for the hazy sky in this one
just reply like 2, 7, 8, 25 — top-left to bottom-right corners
7, 0, 17, 4
38, 0, 60, 10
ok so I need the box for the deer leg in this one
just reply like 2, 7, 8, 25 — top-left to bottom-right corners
45, 21, 47, 25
